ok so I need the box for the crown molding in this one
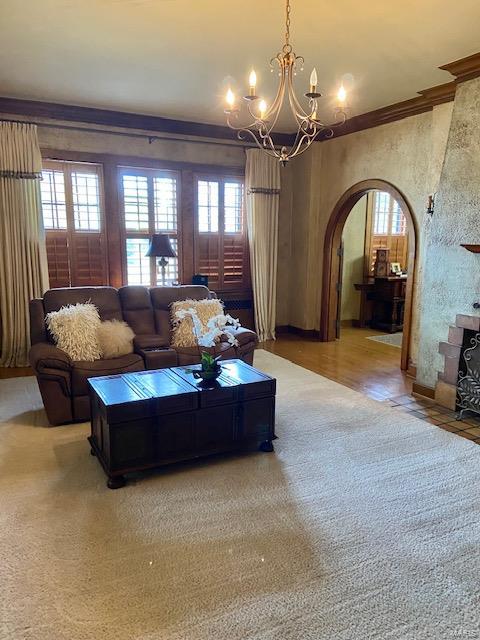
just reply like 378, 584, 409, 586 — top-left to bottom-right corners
0, 96, 296, 147
319, 81, 457, 141
319, 51, 480, 141
439, 51, 480, 83
0, 51, 478, 150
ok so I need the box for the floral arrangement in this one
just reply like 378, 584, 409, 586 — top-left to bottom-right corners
173, 308, 240, 348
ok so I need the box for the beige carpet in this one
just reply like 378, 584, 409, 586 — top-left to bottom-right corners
1, 350, 479, 640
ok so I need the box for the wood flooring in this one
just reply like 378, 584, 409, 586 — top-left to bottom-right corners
261, 326, 412, 401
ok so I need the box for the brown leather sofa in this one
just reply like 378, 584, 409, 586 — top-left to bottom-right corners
29, 285, 257, 425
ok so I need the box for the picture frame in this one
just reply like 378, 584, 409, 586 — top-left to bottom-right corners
391, 262, 402, 274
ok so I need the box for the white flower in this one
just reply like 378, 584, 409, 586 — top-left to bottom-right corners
175, 308, 241, 348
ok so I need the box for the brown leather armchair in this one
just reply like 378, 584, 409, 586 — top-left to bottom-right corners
29, 285, 257, 425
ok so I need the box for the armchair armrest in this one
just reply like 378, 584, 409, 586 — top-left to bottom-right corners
29, 342, 72, 373
223, 326, 258, 346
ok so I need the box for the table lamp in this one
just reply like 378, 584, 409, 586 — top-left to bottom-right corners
145, 234, 176, 286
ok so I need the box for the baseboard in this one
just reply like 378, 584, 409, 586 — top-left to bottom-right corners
412, 381, 436, 399
275, 325, 321, 339
406, 364, 417, 379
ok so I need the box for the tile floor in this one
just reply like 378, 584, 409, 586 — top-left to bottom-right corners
383, 394, 480, 444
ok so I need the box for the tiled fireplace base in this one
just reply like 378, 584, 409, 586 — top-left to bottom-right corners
436, 314, 480, 410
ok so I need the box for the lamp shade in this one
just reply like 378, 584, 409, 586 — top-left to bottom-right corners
145, 234, 176, 258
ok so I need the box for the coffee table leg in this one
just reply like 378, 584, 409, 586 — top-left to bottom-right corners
259, 440, 274, 452
107, 475, 126, 490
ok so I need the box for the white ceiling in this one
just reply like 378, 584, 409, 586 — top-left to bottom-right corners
0, 0, 479, 131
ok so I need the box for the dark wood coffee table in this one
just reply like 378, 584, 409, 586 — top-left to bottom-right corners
88, 359, 276, 489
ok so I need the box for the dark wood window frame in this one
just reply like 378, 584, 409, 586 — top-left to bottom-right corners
194, 173, 249, 292
40, 149, 250, 297
117, 165, 182, 287
41, 159, 108, 288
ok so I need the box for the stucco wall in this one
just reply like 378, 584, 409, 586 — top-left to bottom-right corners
285, 101, 454, 367
341, 196, 367, 322
416, 77, 480, 387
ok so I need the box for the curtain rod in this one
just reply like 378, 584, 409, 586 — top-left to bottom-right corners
0, 117, 256, 150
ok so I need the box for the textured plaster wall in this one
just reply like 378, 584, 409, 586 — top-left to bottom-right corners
286, 101, 454, 366
341, 197, 367, 322
417, 78, 480, 388
15, 117, 247, 167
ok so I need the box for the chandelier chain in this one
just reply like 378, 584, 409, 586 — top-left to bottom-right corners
285, 0, 291, 46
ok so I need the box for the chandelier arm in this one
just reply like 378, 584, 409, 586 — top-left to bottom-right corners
259, 129, 281, 157
226, 112, 265, 133
236, 127, 281, 159
262, 63, 287, 125
289, 131, 315, 159
242, 129, 280, 160
286, 63, 311, 121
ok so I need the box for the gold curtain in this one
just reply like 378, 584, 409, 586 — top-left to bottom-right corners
0, 121, 49, 367
245, 149, 280, 342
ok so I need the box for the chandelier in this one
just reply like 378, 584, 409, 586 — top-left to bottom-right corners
223, 0, 348, 165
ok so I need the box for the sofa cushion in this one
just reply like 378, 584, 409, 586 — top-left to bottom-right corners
133, 334, 168, 350
71, 353, 144, 396
46, 302, 102, 361
97, 320, 135, 358
118, 286, 157, 337
150, 285, 212, 341
43, 287, 123, 345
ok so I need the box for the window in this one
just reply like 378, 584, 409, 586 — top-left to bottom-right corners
119, 168, 180, 286
195, 176, 248, 290
40, 160, 107, 287
367, 191, 408, 275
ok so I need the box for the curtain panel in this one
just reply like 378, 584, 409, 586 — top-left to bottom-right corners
245, 149, 280, 342
0, 121, 49, 367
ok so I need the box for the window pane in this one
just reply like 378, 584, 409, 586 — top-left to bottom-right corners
71, 172, 101, 231
126, 237, 150, 285
391, 200, 407, 235
224, 182, 243, 233
123, 175, 149, 231
373, 192, 390, 235
155, 237, 179, 286
40, 170, 67, 229
197, 180, 218, 233
154, 176, 177, 232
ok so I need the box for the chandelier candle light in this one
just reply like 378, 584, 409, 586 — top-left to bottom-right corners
223, 0, 349, 165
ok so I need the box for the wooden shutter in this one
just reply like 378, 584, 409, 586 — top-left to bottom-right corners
194, 176, 249, 292
71, 234, 108, 286
46, 233, 71, 288
41, 160, 108, 288
223, 234, 246, 285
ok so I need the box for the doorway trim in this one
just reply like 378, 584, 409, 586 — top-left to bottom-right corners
320, 179, 417, 371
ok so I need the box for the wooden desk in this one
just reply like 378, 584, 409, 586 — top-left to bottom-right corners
354, 280, 375, 328
370, 276, 407, 333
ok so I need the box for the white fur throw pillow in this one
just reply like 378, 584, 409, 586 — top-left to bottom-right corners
171, 298, 224, 348
45, 302, 102, 361
97, 320, 135, 358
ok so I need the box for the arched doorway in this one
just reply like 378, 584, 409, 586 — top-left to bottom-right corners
320, 179, 417, 371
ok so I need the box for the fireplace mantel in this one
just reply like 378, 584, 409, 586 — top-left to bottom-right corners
461, 244, 480, 253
